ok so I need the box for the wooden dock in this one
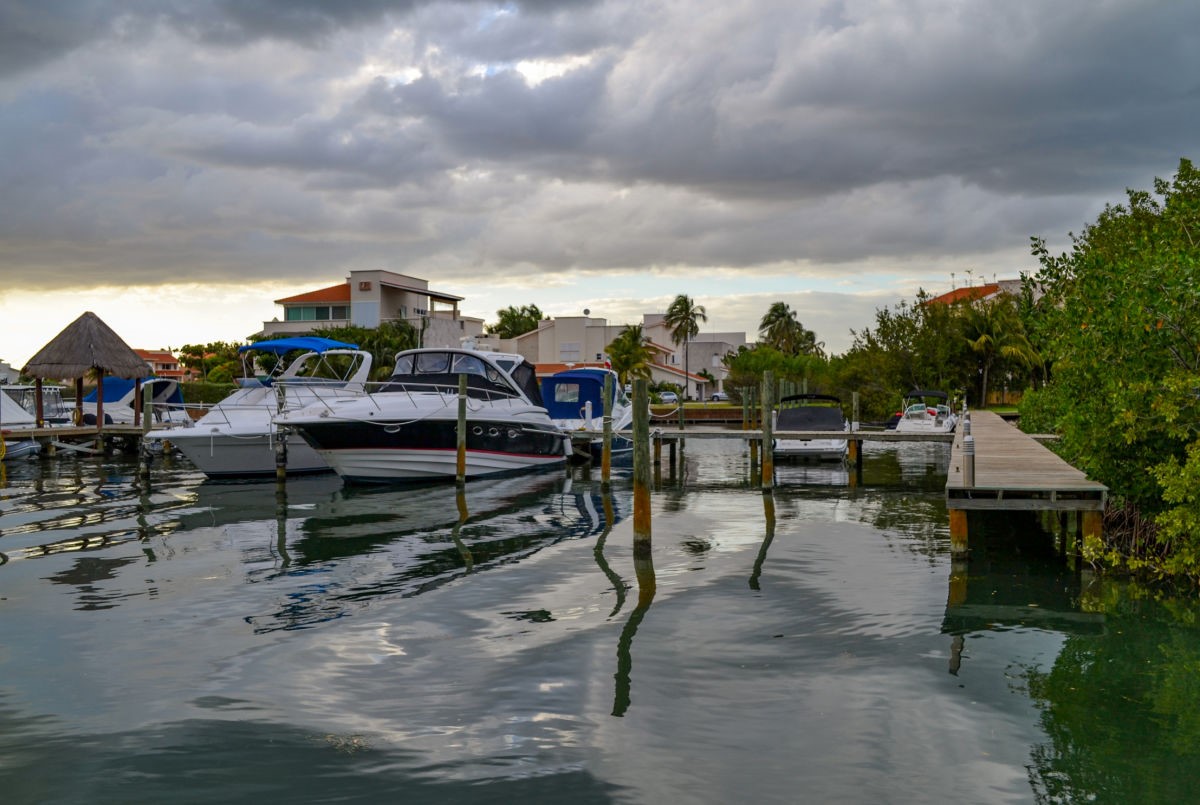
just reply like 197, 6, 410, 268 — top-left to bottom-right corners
945, 410, 1106, 555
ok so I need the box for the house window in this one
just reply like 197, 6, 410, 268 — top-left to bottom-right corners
285, 305, 348, 322
560, 342, 581, 362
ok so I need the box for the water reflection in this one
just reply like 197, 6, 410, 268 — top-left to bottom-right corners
244, 471, 627, 632
612, 550, 657, 718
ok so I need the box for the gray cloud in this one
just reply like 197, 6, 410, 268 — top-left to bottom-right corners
1, 0, 1197, 339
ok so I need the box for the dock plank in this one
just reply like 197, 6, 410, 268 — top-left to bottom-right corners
946, 410, 1106, 510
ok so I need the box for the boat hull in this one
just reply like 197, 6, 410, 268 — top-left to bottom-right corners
1, 439, 42, 461
164, 430, 329, 477
292, 416, 569, 484
774, 438, 847, 462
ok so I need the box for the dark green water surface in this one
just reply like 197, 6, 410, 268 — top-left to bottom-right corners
2, 440, 1199, 803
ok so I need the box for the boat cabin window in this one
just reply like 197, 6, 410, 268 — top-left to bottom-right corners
552, 383, 581, 404
383, 351, 518, 398
416, 353, 450, 374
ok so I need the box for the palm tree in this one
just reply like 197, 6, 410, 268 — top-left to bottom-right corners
758, 301, 824, 356
961, 296, 1039, 407
663, 294, 707, 399
606, 325, 653, 387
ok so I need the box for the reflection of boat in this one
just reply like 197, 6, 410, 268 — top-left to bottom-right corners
243, 472, 625, 632
79, 377, 194, 427
280, 346, 571, 484
773, 394, 848, 461
541, 368, 633, 461
890, 389, 957, 433
160, 338, 372, 478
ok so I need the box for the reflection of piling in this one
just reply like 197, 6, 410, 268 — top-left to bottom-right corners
612, 550, 656, 718
456, 373, 468, 487
275, 483, 291, 568
602, 372, 613, 486
761, 371, 774, 490
632, 378, 652, 553
749, 491, 776, 590
452, 486, 474, 570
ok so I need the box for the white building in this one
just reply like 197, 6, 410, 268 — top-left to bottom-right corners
260, 269, 484, 348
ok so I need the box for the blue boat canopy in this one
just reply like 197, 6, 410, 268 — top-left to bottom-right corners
238, 337, 358, 355
541, 369, 615, 420
83, 377, 185, 404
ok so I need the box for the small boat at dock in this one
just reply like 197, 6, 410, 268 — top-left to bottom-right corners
541, 367, 633, 462
159, 337, 373, 478
773, 393, 849, 462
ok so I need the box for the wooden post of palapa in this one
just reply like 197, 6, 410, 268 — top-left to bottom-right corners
632, 378, 651, 552
456, 373, 468, 487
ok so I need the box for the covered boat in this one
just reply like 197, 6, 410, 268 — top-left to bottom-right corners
0, 390, 42, 461
79, 377, 193, 427
159, 337, 372, 478
541, 367, 633, 462
279, 346, 571, 484
773, 394, 849, 462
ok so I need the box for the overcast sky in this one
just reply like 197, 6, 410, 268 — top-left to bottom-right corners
2, 0, 1198, 366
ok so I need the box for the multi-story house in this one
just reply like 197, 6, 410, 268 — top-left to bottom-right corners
261, 269, 484, 348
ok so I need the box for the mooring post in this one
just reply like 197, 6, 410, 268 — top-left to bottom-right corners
456, 373, 468, 487
274, 430, 288, 483
962, 434, 975, 487
601, 372, 613, 486
761, 371, 774, 490
632, 378, 652, 551
142, 383, 153, 436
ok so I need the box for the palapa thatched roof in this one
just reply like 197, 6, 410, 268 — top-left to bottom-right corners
21, 311, 150, 380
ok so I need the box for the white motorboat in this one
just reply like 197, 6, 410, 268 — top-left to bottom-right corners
891, 389, 957, 433
540, 367, 633, 462
2, 384, 71, 425
160, 337, 373, 478
278, 346, 571, 484
79, 377, 194, 427
0, 390, 42, 461
773, 394, 849, 462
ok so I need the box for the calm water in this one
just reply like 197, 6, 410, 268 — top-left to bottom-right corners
2, 439, 1199, 804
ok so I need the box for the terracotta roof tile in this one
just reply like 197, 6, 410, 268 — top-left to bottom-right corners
275, 283, 352, 305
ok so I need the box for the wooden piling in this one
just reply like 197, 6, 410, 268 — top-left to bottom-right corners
274, 430, 288, 482
760, 371, 774, 490
949, 510, 968, 555
602, 372, 613, 485
456, 373, 468, 486
632, 378, 652, 553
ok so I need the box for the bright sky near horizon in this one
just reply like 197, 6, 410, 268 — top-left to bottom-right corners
3, 1, 1197, 369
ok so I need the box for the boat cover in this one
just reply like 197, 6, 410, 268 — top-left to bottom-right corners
238, 337, 359, 355
541, 369, 613, 420
83, 377, 184, 405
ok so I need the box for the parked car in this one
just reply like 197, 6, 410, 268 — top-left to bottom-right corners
659, 391, 679, 404
709, 391, 729, 402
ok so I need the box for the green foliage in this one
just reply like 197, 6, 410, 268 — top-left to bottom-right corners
179, 381, 239, 406
606, 325, 653, 385
722, 344, 816, 394
663, 294, 708, 398
1027, 157, 1200, 577
486, 304, 543, 339
177, 341, 243, 382
309, 321, 418, 380
758, 301, 824, 356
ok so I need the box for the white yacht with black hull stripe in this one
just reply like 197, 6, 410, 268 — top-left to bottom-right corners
278, 345, 571, 484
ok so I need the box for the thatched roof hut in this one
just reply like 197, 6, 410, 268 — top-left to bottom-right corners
22, 311, 148, 380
